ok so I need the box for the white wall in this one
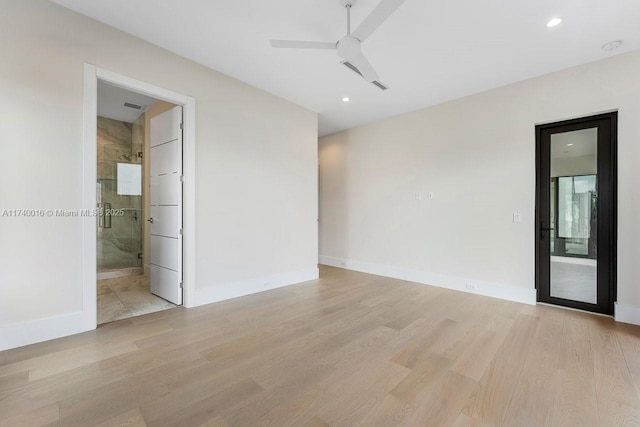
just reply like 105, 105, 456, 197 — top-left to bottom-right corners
319, 49, 640, 319
0, 0, 318, 349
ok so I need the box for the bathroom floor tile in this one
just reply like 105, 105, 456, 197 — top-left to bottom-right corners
97, 275, 177, 324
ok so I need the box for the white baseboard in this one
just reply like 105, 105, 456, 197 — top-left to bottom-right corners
615, 303, 640, 326
319, 256, 536, 306
0, 312, 85, 351
193, 267, 320, 308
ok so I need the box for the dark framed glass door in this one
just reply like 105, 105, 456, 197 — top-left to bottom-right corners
535, 112, 617, 314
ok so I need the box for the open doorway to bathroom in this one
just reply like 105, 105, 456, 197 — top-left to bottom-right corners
96, 80, 180, 324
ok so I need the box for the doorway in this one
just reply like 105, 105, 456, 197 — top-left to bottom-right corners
535, 112, 617, 314
96, 81, 183, 324
82, 65, 195, 331
96, 81, 152, 280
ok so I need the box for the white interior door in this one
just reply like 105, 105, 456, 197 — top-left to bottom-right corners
149, 106, 183, 305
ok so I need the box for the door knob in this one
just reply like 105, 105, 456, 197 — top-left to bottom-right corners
147, 218, 154, 223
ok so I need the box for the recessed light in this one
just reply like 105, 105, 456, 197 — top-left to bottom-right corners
546, 17, 562, 28
342, 97, 350, 102
602, 40, 622, 51
567, 143, 574, 146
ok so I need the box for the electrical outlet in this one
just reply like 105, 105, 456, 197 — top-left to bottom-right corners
415, 192, 422, 200
466, 282, 478, 291
513, 213, 522, 223
428, 192, 434, 200
341, 261, 347, 267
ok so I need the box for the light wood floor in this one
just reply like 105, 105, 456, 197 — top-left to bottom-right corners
2, 266, 640, 426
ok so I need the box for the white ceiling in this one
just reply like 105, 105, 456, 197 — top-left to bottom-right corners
53, 0, 640, 135
551, 128, 597, 159
97, 80, 158, 123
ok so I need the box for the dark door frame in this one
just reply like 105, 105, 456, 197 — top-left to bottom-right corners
535, 112, 617, 315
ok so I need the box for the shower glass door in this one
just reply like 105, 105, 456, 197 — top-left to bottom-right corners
97, 117, 144, 272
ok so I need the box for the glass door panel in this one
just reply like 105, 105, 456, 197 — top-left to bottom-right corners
549, 129, 597, 304
96, 116, 144, 272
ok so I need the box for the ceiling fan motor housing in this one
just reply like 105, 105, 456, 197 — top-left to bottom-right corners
337, 36, 361, 60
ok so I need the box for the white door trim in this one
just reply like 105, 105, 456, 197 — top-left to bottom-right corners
82, 64, 196, 332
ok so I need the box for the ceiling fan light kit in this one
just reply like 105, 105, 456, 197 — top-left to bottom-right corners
270, 0, 406, 90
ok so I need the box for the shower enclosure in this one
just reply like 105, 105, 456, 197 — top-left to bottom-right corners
97, 116, 144, 275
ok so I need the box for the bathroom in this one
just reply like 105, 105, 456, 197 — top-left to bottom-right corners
97, 114, 144, 278
96, 81, 177, 324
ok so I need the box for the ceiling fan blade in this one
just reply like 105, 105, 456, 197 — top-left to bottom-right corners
270, 40, 336, 49
351, 0, 406, 42
348, 53, 379, 83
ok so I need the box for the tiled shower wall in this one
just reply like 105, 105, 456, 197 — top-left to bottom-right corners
97, 116, 144, 270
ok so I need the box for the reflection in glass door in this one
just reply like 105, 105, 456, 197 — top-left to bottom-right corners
536, 113, 616, 314
549, 129, 597, 304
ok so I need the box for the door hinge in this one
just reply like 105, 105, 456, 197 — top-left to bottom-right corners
179, 228, 183, 235
179, 281, 183, 289
180, 175, 184, 183
179, 122, 183, 130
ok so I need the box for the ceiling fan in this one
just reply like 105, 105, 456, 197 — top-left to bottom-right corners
270, 0, 406, 91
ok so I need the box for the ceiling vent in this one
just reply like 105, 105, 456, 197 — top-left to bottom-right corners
123, 102, 143, 110
341, 61, 389, 91
372, 80, 389, 91
342, 60, 363, 77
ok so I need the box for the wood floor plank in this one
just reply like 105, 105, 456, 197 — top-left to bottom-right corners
355, 393, 415, 427
597, 397, 640, 426
0, 370, 29, 394
552, 368, 599, 427
501, 314, 563, 427
197, 415, 230, 427
53, 381, 170, 427
451, 413, 491, 427
4, 341, 207, 420
590, 317, 640, 411
390, 354, 452, 406
298, 416, 330, 427
93, 408, 147, 427
316, 362, 411, 426
614, 322, 640, 402
383, 288, 446, 331
253, 323, 400, 391
549, 317, 598, 427
142, 378, 263, 427
392, 318, 460, 369
252, 386, 323, 427
138, 367, 261, 425
220, 383, 323, 427
0, 402, 59, 427
451, 316, 513, 381
1, 266, 640, 426
461, 313, 538, 426
406, 370, 476, 427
